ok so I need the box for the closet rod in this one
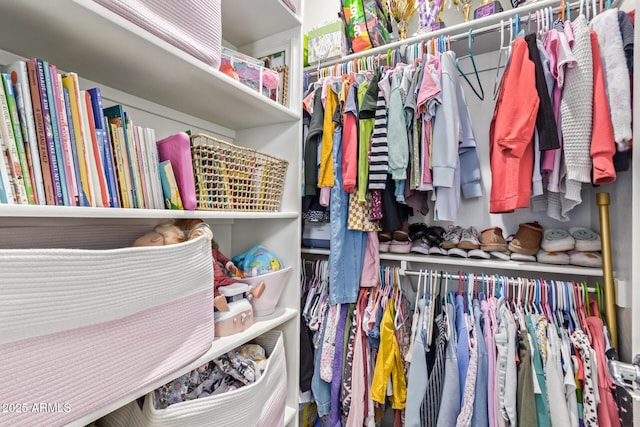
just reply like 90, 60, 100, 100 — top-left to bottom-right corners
304, 0, 614, 74
396, 268, 597, 293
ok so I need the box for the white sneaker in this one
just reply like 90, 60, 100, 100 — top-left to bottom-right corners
458, 226, 481, 250
441, 226, 464, 249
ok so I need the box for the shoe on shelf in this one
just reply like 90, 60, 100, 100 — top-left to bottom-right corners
568, 227, 601, 252
541, 229, 575, 252
537, 249, 570, 265
468, 249, 490, 259
425, 226, 446, 247
508, 222, 543, 256
389, 240, 411, 254
429, 246, 448, 256
510, 252, 537, 262
569, 250, 602, 268
481, 227, 507, 252
409, 223, 430, 241
458, 226, 481, 250
410, 238, 431, 255
392, 221, 410, 242
441, 226, 464, 249
490, 251, 511, 261
447, 247, 468, 258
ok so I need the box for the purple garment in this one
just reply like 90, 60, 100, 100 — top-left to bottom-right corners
331, 304, 349, 426
455, 294, 470, 405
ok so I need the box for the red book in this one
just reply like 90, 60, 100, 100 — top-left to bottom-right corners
26, 59, 55, 205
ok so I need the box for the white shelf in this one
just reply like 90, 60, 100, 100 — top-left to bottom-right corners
0, 204, 299, 221
67, 307, 298, 427
301, 248, 604, 277
0, 0, 299, 131
222, 0, 301, 48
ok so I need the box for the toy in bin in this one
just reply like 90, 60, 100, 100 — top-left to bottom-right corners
233, 245, 292, 317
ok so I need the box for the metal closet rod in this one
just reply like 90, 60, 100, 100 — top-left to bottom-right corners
304, 0, 605, 75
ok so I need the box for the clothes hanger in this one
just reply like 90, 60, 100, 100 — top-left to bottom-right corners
455, 29, 485, 100
492, 19, 508, 100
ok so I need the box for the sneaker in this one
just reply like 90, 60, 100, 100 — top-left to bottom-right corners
458, 226, 481, 250
409, 223, 430, 241
468, 249, 490, 259
541, 229, 575, 252
568, 227, 601, 252
441, 226, 464, 249
447, 247, 468, 258
425, 226, 446, 247
429, 246, 448, 256
389, 240, 411, 254
508, 222, 543, 256
410, 238, 431, 255
481, 227, 507, 252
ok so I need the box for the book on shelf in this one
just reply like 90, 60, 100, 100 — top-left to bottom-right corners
144, 127, 164, 210
1, 73, 36, 205
0, 61, 45, 205
51, 66, 78, 206
33, 59, 64, 205
26, 59, 55, 205
104, 105, 139, 208
88, 87, 120, 208
107, 120, 131, 208
62, 87, 88, 207
81, 89, 109, 207
62, 72, 94, 207
41, 59, 70, 206
159, 159, 183, 210
124, 114, 145, 208
0, 129, 14, 204
0, 73, 29, 205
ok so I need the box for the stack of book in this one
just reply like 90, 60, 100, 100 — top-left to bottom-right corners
0, 58, 166, 209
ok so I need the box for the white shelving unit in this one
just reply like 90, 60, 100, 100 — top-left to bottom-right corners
0, 0, 302, 426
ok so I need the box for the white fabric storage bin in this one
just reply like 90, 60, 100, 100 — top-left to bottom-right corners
93, 0, 222, 69
100, 330, 287, 427
0, 230, 214, 427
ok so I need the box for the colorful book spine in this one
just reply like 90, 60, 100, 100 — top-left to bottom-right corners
101, 119, 121, 208
63, 87, 88, 207
51, 66, 78, 206
132, 125, 150, 209
0, 133, 15, 204
88, 88, 119, 208
0, 76, 28, 204
26, 60, 55, 205
81, 90, 109, 207
0, 62, 45, 205
125, 117, 144, 208
144, 127, 163, 209
2, 74, 35, 204
41, 60, 69, 206
35, 59, 64, 205
159, 160, 183, 210
104, 105, 138, 208
61, 72, 93, 207
106, 121, 132, 208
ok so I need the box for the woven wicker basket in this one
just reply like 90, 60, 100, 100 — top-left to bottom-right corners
190, 134, 288, 211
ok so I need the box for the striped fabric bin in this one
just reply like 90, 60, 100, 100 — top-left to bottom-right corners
93, 0, 222, 69
100, 330, 287, 427
0, 226, 214, 427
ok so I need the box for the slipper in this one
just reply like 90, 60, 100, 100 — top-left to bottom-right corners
569, 250, 602, 268
541, 229, 575, 252
508, 222, 543, 256
568, 227, 601, 252
536, 249, 570, 265
481, 227, 507, 252
379, 241, 390, 252
392, 221, 410, 242
510, 252, 537, 262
